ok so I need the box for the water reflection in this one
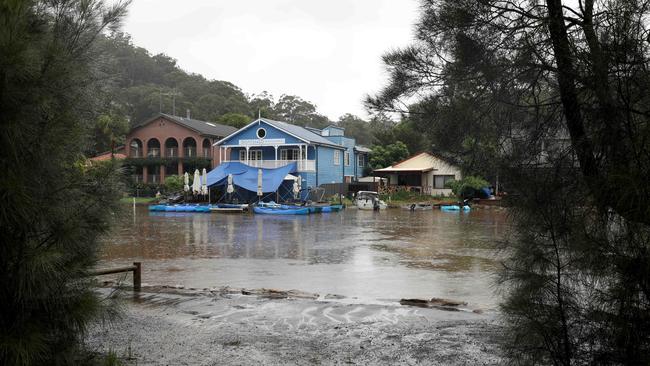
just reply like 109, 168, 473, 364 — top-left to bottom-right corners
101, 206, 509, 307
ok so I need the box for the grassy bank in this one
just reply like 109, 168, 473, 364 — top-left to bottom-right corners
379, 191, 458, 207
119, 196, 158, 204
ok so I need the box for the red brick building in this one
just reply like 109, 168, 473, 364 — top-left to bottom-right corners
126, 113, 237, 184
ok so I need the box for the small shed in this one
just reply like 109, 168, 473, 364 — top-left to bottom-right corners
373, 152, 461, 196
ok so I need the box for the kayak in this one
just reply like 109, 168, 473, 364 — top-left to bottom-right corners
149, 204, 211, 213
321, 204, 343, 212
440, 205, 471, 211
253, 206, 310, 215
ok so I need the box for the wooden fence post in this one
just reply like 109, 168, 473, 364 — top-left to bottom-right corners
133, 262, 141, 291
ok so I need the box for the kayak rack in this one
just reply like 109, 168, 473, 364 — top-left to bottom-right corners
90, 262, 141, 291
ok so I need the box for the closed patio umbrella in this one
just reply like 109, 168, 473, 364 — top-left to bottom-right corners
192, 169, 201, 195
226, 174, 234, 194
183, 172, 190, 192
201, 168, 208, 196
257, 169, 263, 197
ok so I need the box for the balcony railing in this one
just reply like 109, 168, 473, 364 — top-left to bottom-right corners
132, 174, 143, 183
184, 147, 196, 157
130, 150, 142, 158
223, 159, 315, 172
166, 147, 178, 157
202, 148, 211, 158
147, 148, 160, 158
147, 174, 160, 184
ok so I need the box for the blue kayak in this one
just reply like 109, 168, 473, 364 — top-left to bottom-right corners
149, 204, 210, 213
253, 206, 310, 215
321, 204, 343, 212
440, 205, 471, 211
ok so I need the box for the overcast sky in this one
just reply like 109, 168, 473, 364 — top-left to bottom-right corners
122, 0, 419, 121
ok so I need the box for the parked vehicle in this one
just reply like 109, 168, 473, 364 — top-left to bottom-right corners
355, 191, 387, 210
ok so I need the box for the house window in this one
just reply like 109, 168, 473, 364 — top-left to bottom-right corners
434, 175, 456, 189
334, 150, 340, 165
256, 128, 266, 139
280, 148, 305, 161
239, 149, 262, 161
358, 154, 364, 167
344, 151, 350, 166
249, 149, 262, 161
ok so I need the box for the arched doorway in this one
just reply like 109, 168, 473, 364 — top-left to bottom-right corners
183, 137, 197, 158
147, 138, 160, 158
129, 139, 143, 158
165, 137, 179, 158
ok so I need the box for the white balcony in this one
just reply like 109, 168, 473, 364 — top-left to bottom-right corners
223, 159, 315, 172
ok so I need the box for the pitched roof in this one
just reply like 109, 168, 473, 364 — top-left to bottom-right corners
260, 118, 342, 147
374, 152, 458, 172
134, 113, 237, 137
354, 145, 372, 153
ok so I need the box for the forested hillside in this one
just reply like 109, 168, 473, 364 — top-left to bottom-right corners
90, 32, 425, 167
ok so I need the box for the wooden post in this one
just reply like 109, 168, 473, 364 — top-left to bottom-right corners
133, 262, 141, 291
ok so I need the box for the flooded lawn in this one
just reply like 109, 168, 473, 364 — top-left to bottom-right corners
100, 206, 509, 309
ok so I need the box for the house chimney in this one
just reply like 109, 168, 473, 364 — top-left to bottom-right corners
186, 109, 191, 119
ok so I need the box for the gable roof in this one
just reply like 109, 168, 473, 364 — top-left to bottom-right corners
374, 152, 458, 172
133, 113, 237, 137
215, 118, 345, 149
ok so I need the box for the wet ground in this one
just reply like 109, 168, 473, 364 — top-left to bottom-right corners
87, 287, 503, 365
100, 206, 509, 309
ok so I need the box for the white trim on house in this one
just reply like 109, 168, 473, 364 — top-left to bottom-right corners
334, 150, 341, 165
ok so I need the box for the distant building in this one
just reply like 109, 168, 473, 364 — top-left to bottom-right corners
373, 152, 462, 196
214, 118, 370, 193
125, 113, 237, 184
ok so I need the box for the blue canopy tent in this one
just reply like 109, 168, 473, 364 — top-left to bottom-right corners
206, 162, 298, 202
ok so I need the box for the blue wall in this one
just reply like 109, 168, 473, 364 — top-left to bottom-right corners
220, 120, 303, 146
324, 136, 358, 178
317, 145, 344, 184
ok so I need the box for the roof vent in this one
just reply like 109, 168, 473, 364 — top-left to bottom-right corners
206, 122, 216, 127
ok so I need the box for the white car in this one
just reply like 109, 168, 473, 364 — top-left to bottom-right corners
355, 191, 387, 210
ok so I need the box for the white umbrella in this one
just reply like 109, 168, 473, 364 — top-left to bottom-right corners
201, 168, 208, 196
192, 169, 201, 195
257, 169, 263, 197
183, 172, 190, 192
293, 180, 299, 199
226, 174, 234, 194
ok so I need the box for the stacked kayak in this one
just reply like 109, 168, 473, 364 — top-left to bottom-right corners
253, 206, 310, 215
440, 205, 471, 212
210, 203, 248, 213
149, 204, 211, 213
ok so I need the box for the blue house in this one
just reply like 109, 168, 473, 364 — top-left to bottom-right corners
213, 118, 370, 196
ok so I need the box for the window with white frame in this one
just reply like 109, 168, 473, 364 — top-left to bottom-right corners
433, 175, 456, 189
280, 148, 305, 161
239, 149, 262, 161
344, 151, 350, 166
249, 149, 262, 161
357, 154, 364, 167
334, 150, 341, 165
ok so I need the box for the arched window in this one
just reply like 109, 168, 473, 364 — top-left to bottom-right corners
165, 138, 179, 157
147, 138, 161, 158
183, 137, 197, 157
202, 139, 211, 157
130, 139, 143, 158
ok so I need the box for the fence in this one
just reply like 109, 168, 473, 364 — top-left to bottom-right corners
319, 182, 380, 198
90, 262, 141, 291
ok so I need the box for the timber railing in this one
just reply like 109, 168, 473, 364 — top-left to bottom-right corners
90, 262, 141, 291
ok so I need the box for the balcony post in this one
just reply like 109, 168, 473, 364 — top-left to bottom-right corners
274, 146, 278, 168
142, 166, 148, 183
245, 146, 250, 165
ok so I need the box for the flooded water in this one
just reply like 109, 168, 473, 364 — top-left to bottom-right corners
100, 206, 509, 309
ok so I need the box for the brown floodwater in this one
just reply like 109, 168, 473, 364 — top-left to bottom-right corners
99, 206, 510, 309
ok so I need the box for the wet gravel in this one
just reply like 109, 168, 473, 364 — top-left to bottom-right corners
87, 288, 503, 365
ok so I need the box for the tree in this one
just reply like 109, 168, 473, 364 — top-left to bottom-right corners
274, 94, 330, 128
336, 113, 374, 146
369, 0, 650, 363
370, 142, 409, 169
0, 1, 129, 364
94, 112, 129, 155
217, 113, 251, 129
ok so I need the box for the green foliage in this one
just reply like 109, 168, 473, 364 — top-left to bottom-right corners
94, 113, 129, 155
217, 113, 251, 128
0, 1, 129, 364
336, 113, 373, 146
369, 141, 409, 169
164, 175, 183, 192
444, 176, 489, 198
370, 0, 650, 363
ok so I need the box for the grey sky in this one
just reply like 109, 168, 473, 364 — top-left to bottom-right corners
122, 0, 419, 121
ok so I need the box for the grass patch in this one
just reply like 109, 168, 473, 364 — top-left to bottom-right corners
119, 196, 157, 204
